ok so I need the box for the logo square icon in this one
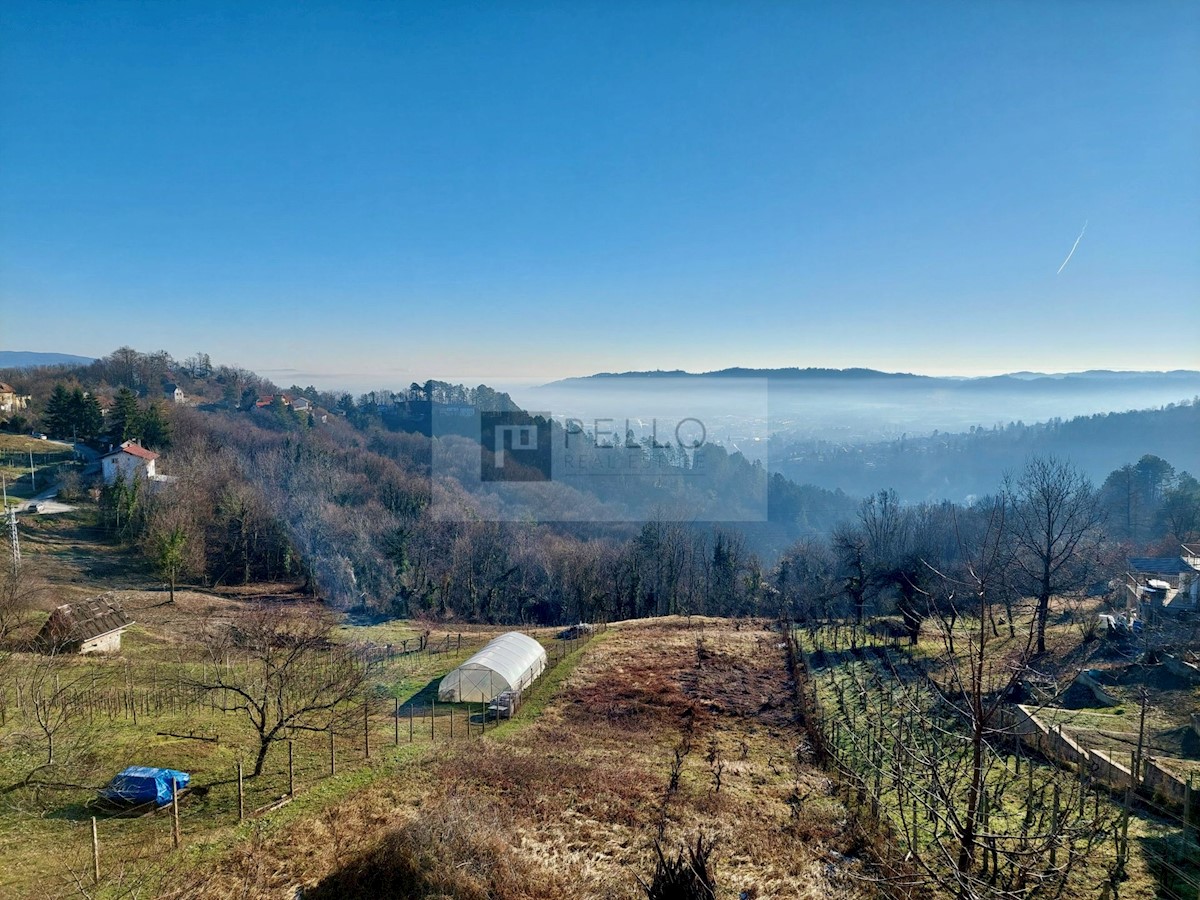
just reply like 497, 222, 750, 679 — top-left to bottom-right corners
480, 412, 551, 482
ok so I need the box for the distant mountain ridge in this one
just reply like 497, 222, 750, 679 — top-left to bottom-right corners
548, 367, 926, 385
547, 367, 1200, 386
0, 350, 96, 369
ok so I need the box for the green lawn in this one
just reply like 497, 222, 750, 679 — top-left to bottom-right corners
0, 618, 590, 899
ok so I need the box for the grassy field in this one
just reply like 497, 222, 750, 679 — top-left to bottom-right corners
1, 612, 872, 899
0, 434, 74, 497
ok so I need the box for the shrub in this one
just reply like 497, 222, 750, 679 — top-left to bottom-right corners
640, 833, 717, 900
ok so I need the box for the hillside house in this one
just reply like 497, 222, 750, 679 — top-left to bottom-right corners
255, 394, 290, 409
163, 382, 186, 404
0, 382, 29, 414
36, 597, 133, 654
291, 397, 312, 412
101, 441, 158, 484
1125, 550, 1200, 612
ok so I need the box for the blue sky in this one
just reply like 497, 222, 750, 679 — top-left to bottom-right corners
1, 1, 1197, 389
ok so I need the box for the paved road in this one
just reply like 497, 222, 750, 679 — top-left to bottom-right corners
11, 439, 91, 515
16, 482, 76, 515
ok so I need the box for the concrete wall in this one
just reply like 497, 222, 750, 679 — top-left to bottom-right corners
1143, 758, 1190, 807
80, 630, 122, 654
1009, 704, 1192, 813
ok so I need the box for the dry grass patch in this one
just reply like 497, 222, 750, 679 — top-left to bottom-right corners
224, 618, 878, 900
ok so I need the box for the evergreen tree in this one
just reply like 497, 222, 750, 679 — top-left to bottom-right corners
43, 384, 72, 438
141, 401, 172, 449
72, 390, 104, 441
109, 387, 142, 444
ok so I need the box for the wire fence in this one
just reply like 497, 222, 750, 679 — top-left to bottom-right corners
0, 627, 601, 897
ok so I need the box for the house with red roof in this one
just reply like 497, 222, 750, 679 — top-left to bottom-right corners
101, 440, 158, 484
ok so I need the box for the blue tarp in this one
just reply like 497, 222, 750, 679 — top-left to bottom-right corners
99, 766, 190, 807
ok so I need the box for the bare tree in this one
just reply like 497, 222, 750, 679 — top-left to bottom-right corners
831, 523, 869, 625
188, 607, 371, 776
4, 652, 102, 796
817, 499, 1115, 897
0, 560, 46, 643
1006, 456, 1105, 654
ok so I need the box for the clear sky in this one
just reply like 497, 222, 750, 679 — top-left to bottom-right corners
1, 1, 1197, 390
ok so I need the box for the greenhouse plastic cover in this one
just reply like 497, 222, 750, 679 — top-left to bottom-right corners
100, 766, 190, 807
438, 631, 548, 703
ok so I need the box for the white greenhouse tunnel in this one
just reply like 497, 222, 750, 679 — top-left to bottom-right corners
437, 631, 548, 703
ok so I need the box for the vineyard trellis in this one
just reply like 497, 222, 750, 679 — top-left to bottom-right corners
790, 622, 1200, 900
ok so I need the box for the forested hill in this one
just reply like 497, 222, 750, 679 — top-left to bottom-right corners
2, 347, 858, 624
773, 401, 1200, 503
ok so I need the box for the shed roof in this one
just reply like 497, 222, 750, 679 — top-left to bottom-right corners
1129, 557, 1199, 577
37, 598, 132, 648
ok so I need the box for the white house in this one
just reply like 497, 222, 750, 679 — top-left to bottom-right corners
291, 397, 312, 412
163, 382, 186, 404
101, 441, 158, 484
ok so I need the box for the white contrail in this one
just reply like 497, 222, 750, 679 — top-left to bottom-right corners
1056, 220, 1088, 274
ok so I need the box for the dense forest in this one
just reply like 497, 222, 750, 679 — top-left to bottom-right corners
772, 400, 1200, 503
3, 348, 1197, 629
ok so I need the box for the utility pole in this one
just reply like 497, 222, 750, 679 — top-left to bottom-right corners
28, 450, 36, 492
2, 476, 18, 566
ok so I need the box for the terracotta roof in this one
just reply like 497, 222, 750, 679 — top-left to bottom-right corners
103, 441, 158, 461
37, 598, 132, 649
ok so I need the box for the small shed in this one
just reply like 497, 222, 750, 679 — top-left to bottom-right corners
37, 597, 133, 654
438, 631, 547, 703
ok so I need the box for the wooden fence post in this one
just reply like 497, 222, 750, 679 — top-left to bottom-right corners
237, 761, 244, 822
329, 726, 336, 775
171, 778, 181, 849
288, 741, 295, 796
91, 816, 100, 884
394, 697, 399, 746
363, 700, 370, 759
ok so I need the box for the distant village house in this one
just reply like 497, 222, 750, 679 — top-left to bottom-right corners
0, 382, 30, 414
36, 597, 133, 654
163, 382, 186, 404
101, 440, 158, 484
